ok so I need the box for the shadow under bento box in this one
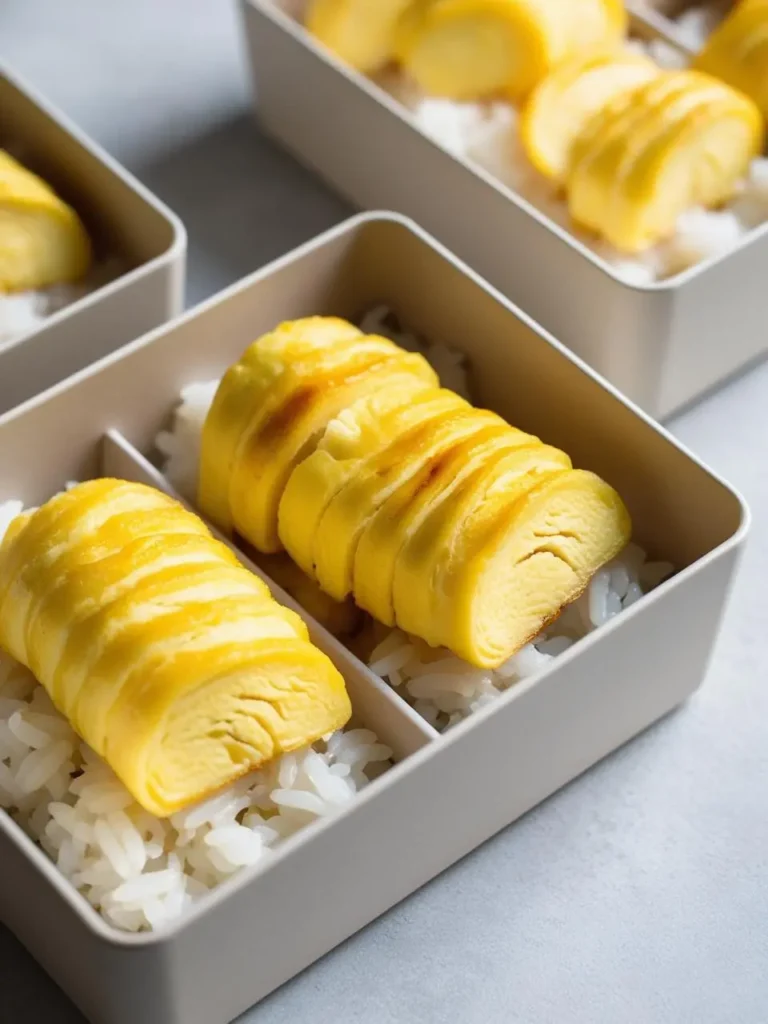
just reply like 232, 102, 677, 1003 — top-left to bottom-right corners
239, 0, 768, 421
0, 213, 748, 1024
0, 66, 186, 415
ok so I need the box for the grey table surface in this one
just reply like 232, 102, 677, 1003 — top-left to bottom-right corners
1, 1, 767, 1022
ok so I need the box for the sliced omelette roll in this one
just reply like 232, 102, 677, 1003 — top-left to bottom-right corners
0, 149, 91, 292
521, 49, 660, 182
201, 317, 438, 553
309, 391, 514, 601
568, 70, 763, 252
46, 546, 300, 722
353, 432, 560, 626
566, 73, 701, 243
228, 345, 437, 553
695, 0, 768, 122
199, 316, 632, 672
199, 316, 364, 535
395, 0, 627, 101
28, 534, 268, 709
395, 462, 629, 667
392, 442, 574, 661
0, 480, 181, 661
0, 480, 351, 817
442, 470, 631, 666
306, 0, 417, 72
106, 637, 344, 819
279, 375, 441, 579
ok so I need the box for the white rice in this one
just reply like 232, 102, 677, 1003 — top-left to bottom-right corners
155, 380, 220, 502
0, 649, 391, 933
0, 506, 392, 934
366, 544, 671, 732
279, 1, 768, 283
0, 257, 124, 353
157, 308, 674, 733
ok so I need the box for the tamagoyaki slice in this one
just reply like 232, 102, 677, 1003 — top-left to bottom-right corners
278, 373, 439, 580
353, 424, 548, 626
198, 316, 364, 535
227, 343, 437, 553
392, 442, 573, 662
312, 396, 513, 602
429, 469, 631, 667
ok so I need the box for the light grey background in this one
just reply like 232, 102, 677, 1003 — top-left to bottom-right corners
2, 2, 767, 1022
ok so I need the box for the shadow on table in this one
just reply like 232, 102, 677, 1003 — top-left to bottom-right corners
132, 112, 353, 308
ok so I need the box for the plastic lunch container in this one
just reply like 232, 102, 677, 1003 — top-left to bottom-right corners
627, 0, 726, 51
238, 1, 768, 420
0, 213, 748, 1024
0, 65, 186, 415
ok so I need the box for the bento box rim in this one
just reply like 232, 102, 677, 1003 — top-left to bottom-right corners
627, 1, 700, 53
0, 209, 750, 949
242, 0, 768, 292
627, 1, 702, 55
0, 64, 187, 361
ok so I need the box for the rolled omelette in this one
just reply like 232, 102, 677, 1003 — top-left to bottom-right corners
0, 479, 352, 817
567, 70, 763, 253
694, 0, 768, 123
200, 317, 632, 670
0, 149, 92, 292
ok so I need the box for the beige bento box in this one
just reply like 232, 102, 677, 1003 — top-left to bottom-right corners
238, 0, 768, 421
628, 0, 728, 50
0, 65, 186, 415
0, 213, 747, 1024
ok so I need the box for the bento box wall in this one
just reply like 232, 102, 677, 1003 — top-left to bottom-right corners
0, 214, 748, 1024
659, 246, 768, 414
0, 823, 178, 1024
0, 257, 179, 416
237, 2, 680, 413
240, 1, 768, 420
0, 74, 174, 272
153, 573, 729, 1024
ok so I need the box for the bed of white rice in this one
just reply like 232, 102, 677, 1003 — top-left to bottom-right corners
277, 0, 768, 284
0, 285, 83, 351
0, 257, 124, 353
0, 507, 391, 935
156, 307, 674, 733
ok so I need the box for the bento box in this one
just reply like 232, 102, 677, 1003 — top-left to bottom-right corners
628, 0, 730, 52
0, 65, 186, 415
0, 213, 747, 1024
238, 0, 768, 420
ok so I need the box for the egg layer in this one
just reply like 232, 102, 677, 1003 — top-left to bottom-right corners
565, 69, 763, 252
201, 317, 631, 668
0, 149, 91, 293
0, 480, 351, 816
394, 0, 627, 101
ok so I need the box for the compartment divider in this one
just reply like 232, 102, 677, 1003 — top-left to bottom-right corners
100, 429, 440, 760
627, 3, 702, 52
